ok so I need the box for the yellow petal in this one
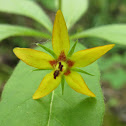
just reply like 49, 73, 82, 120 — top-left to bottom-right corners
33, 71, 61, 99
52, 10, 70, 56
13, 48, 54, 69
70, 44, 115, 67
65, 71, 95, 97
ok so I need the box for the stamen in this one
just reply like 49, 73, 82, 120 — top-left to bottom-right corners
58, 62, 63, 71
54, 70, 59, 79
60, 65, 63, 71
59, 62, 61, 66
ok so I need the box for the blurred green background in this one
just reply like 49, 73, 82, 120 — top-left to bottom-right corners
0, 0, 126, 125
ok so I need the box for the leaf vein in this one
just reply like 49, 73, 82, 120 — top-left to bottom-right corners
46, 91, 54, 126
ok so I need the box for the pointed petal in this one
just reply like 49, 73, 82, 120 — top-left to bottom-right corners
70, 44, 115, 67
13, 48, 54, 69
33, 71, 61, 99
52, 10, 70, 56
65, 71, 95, 97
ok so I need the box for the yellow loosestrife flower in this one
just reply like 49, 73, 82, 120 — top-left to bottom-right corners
13, 10, 115, 99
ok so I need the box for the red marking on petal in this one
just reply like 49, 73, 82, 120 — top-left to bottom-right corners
49, 60, 57, 67
67, 60, 74, 67
58, 51, 66, 61
64, 70, 71, 76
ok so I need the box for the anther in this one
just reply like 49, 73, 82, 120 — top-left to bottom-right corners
59, 62, 61, 66
54, 70, 59, 79
58, 62, 63, 71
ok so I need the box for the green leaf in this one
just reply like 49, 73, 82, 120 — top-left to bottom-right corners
0, 0, 53, 32
67, 40, 78, 57
62, 0, 88, 29
0, 24, 51, 41
70, 24, 126, 45
39, 0, 56, 11
0, 42, 104, 126
40, 0, 88, 30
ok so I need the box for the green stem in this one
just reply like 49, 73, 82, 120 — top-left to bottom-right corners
59, 0, 62, 10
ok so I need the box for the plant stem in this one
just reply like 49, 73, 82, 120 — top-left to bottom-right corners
59, 0, 62, 10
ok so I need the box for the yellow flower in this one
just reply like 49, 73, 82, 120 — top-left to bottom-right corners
13, 10, 115, 99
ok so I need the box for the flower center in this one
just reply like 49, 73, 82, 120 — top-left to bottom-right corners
53, 61, 67, 79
